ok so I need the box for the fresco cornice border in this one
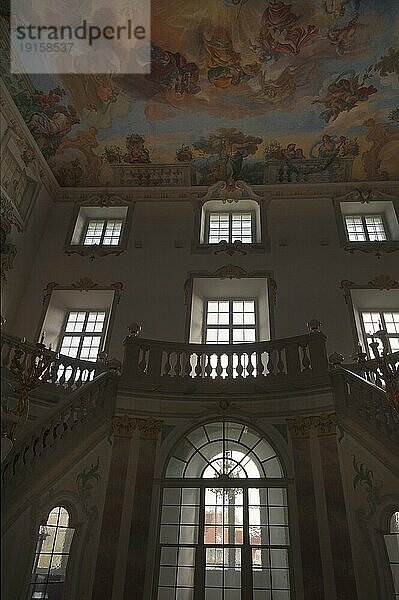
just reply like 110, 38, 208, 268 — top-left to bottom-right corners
56, 181, 399, 203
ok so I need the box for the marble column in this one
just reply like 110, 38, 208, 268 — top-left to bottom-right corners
123, 419, 163, 600
91, 417, 133, 600
314, 413, 358, 599
287, 417, 325, 599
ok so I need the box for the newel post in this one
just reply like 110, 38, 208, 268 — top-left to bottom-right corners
122, 323, 142, 381
308, 333, 328, 374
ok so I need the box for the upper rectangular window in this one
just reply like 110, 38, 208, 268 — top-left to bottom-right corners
208, 212, 253, 244
204, 300, 257, 344
345, 215, 387, 242
360, 311, 399, 353
83, 218, 123, 246
59, 311, 107, 361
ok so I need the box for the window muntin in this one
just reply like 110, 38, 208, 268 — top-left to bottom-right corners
28, 506, 74, 600
360, 311, 399, 353
208, 212, 253, 244
83, 218, 123, 246
345, 215, 387, 242
165, 423, 283, 481
384, 511, 399, 599
159, 423, 290, 600
59, 311, 107, 361
205, 301, 257, 345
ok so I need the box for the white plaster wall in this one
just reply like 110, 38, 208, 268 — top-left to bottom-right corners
7, 195, 399, 361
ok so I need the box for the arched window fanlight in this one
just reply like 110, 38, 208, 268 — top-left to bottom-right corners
158, 422, 291, 600
28, 506, 75, 600
165, 421, 283, 480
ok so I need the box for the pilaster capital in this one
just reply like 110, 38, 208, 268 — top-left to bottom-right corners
112, 415, 137, 438
286, 413, 338, 439
313, 413, 338, 437
112, 415, 164, 440
286, 416, 313, 439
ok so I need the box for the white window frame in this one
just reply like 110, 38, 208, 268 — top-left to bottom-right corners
203, 298, 258, 344
28, 506, 75, 600
58, 310, 109, 361
205, 211, 255, 244
344, 214, 388, 242
156, 422, 292, 600
65, 205, 132, 257
359, 310, 399, 355
198, 199, 263, 247
82, 218, 124, 246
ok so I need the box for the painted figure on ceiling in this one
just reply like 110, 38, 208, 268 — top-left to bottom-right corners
204, 32, 261, 88
257, 1, 318, 59
326, 16, 359, 55
123, 134, 151, 164
313, 70, 377, 122
309, 134, 347, 159
148, 45, 200, 96
255, 65, 300, 104
323, 0, 362, 17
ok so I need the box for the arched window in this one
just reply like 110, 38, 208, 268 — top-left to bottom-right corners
28, 506, 75, 600
157, 422, 291, 599
384, 511, 399, 599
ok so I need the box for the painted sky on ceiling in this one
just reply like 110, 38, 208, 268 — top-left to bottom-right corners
2, 0, 399, 186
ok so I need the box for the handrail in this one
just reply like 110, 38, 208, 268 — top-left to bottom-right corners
343, 351, 399, 389
332, 367, 399, 445
2, 370, 115, 486
1, 331, 107, 390
122, 332, 328, 384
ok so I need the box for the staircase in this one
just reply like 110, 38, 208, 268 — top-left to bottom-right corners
331, 356, 399, 465
1, 333, 119, 532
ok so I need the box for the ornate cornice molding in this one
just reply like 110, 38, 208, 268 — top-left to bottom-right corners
201, 179, 264, 203
112, 415, 163, 440
287, 413, 338, 439
344, 242, 399, 259
42, 280, 124, 303
71, 277, 99, 291
335, 188, 398, 203
65, 246, 124, 259
55, 182, 399, 204
341, 275, 399, 295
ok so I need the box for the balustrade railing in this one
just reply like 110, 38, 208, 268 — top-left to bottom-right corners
343, 351, 399, 390
122, 332, 328, 386
2, 371, 115, 487
1, 332, 106, 390
332, 368, 399, 446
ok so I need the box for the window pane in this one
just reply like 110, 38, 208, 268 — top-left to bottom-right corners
103, 219, 123, 245
59, 336, 80, 358
365, 215, 387, 241
79, 336, 101, 361
345, 216, 366, 241
231, 212, 253, 243
64, 312, 86, 333
84, 219, 104, 245
85, 312, 106, 333
208, 213, 230, 244
384, 312, 399, 334
31, 507, 73, 599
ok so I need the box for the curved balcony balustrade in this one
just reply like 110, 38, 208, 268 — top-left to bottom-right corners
121, 332, 329, 393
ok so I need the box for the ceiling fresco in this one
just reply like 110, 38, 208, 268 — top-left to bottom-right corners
2, 0, 399, 187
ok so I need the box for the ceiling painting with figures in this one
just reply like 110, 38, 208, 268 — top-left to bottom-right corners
1, 0, 398, 187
